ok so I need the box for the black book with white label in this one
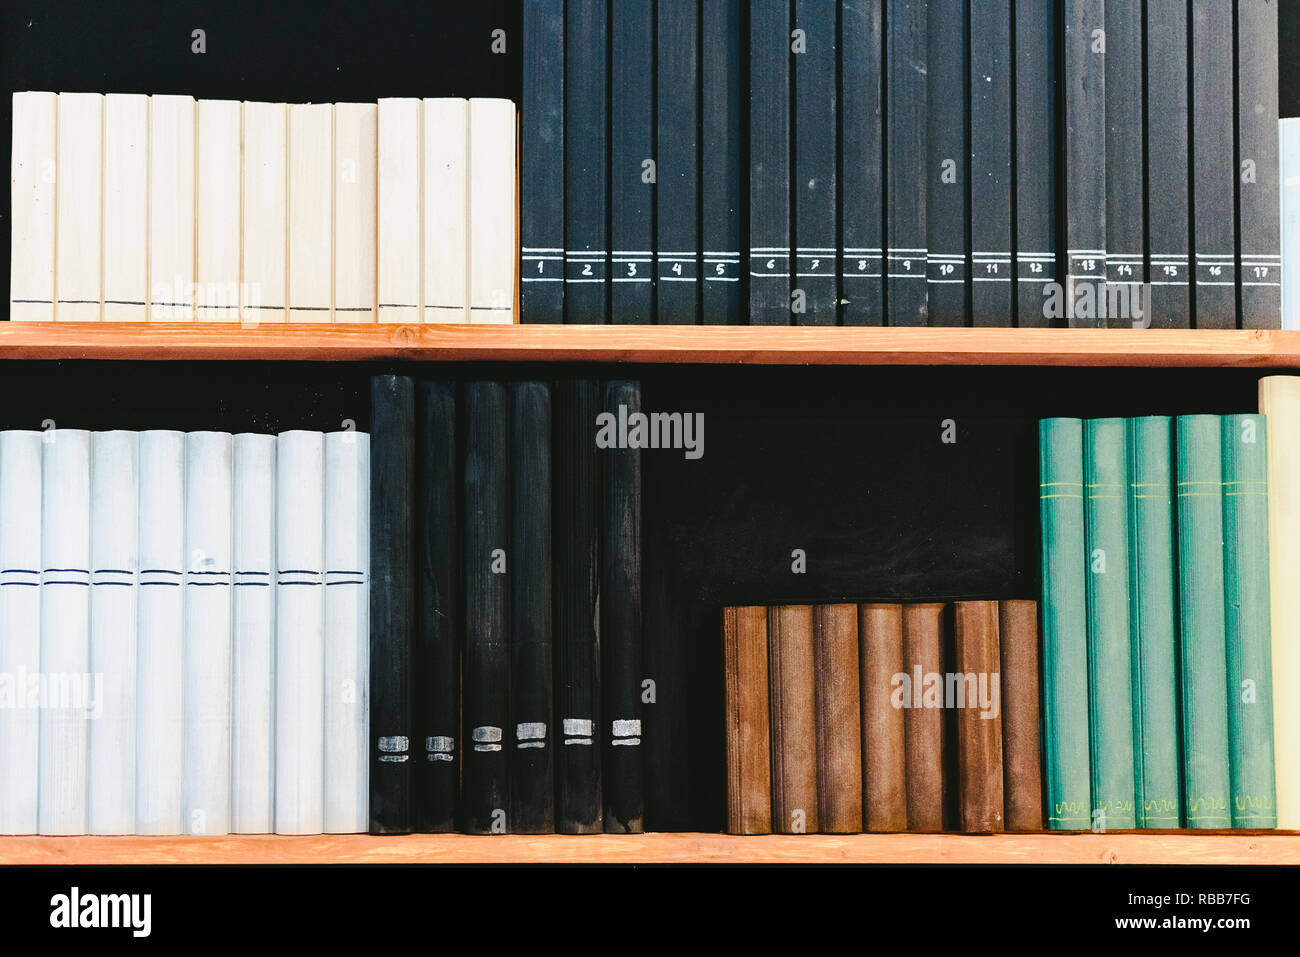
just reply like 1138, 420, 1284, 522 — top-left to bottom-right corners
886, 0, 929, 325
611, 0, 654, 324
794, 0, 839, 324
1104, 0, 1144, 328
564, 0, 609, 323
657, 0, 701, 323
969, 0, 1012, 327
702, 0, 745, 324
1013, 0, 1057, 327
750, 0, 793, 325
840, 0, 884, 325
521, 0, 564, 324
1063, 0, 1105, 327
1190, 0, 1236, 329
1236, 0, 1282, 330
1144, 1, 1190, 329
926, 0, 968, 327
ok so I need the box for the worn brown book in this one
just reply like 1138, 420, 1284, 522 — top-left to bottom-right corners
902, 603, 947, 831
999, 599, 1043, 831
860, 603, 907, 832
768, 604, 818, 834
953, 601, 1005, 833
813, 603, 862, 833
723, 606, 772, 835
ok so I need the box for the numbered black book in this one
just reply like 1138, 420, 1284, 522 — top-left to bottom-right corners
1063, 0, 1105, 326
969, 0, 1012, 327
750, 0, 792, 325
554, 379, 603, 832
1013, 0, 1056, 327
611, 0, 654, 324
510, 381, 554, 834
462, 382, 510, 834
1144, 1, 1190, 329
1104, 0, 1144, 328
702, 0, 745, 324
369, 374, 414, 835
564, 0, 609, 323
656, 0, 701, 323
839, 0, 884, 325
521, 0, 564, 324
886, 0, 928, 326
415, 380, 459, 833
925, 0, 968, 327
794, 0, 839, 324
1236, 0, 1282, 329
1190, 0, 1236, 329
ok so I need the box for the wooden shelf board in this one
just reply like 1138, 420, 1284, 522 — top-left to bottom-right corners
2, 323, 1299, 366
2, 831, 1297, 865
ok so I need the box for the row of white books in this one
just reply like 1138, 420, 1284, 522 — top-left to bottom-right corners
0, 429, 370, 835
9, 92, 516, 324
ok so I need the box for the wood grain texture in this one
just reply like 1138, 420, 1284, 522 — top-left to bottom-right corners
953, 601, 1004, 833
861, 604, 907, 832
999, 600, 1043, 831
903, 603, 949, 832
768, 605, 818, 834
723, 606, 771, 835
813, 604, 862, 832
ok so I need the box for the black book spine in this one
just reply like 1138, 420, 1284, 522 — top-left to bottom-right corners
521, 0, 565, 324
462, 381, 511, 834
1104, 0, 1144, 328
1190, 0, 1237, 329
1064, 0, 1106, 327
1236, 0, 1282, 329
611, 0, 655, 324
656, 0, 701, 324
1013, 0, 1057, 327
554, 379, 603, 832
750, 0, 793, 325
565, 0, 609, 323
510, 381, 554, 833
839, 0, 884, 325
702, 0, 745, 324
369, 374, 414, 834
926, 0, 968, 326
886, 0, 929, 326
415, 380, 459, 833
969, 0, 1012, 327
794, 0, 839, 324
1145, 0, 1190, 329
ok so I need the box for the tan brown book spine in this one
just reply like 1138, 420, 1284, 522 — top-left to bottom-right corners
768, 605, 818, 834
860, 603, 907, 831
999, 599, 1043, 831
813, 604, 863, 833
902, 603, 948, 831
723, 606, 772, 834
953, 601, 1005, 833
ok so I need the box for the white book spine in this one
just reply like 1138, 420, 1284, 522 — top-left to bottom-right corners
135, 430, 185, 834
88, 431, 139, 835
242, 102, 288, 324
182, 432, 233, 835
38, 430, 91, 835
11, 92, 57, 321
423, 98, 469, 323
323, 431, 370, 833
148, 95, 196, 321
1283, 118, 1300, 331
55, 92, 104, 321
275, 431, 325, 834
0, 431, 43, 833
196, 100, 242, 321
468, 98, 517, 324
377, 98, 422, 324
231, 434, 276, 833
103, 94, 149, 322
333, 103, 377, 322
289, 103, 335, 323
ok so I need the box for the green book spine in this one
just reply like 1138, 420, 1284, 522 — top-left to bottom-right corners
1175, 414, 1232, 828
1222, 414, 1277, 827
1084, 418, 1137, 829
1039, 418, 1091, 829
1126, 416, 1181, 827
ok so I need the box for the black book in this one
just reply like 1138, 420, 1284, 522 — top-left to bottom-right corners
1013, 0, 1057, 328
925, 0, 968, 327
521, 0, 565, 324
1063, 0, 1106, 327
462, 381, 511, 834
1190, 0, 1236, 329
1144, 0, 1190, 329
886, 0, 929, 326
611, 0, 655, 324
601, 381, 644, 832
510, 381, 554, 834
1103, 0, 1144, 328
656, 0, 701, 324
750, 0, 793, 325
415, 380, 459, 833
702, 0, 745, 324
554, 379, 603, 832
369, 374, 415, 835
794, 0, 839, 324
1236, 0, 1282, 330
564, 0, 609, 323
969, 0, 1012, 327
839, 0, 884, 325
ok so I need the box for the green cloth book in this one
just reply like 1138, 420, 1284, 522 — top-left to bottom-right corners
1221, 414, 1277, 827
1039, 418, 1091, 829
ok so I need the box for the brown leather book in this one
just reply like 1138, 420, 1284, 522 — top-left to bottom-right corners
768, 604, 819, 834
860, 603, 907, 831
902, 603, 948, 831
813, 603, 863, 833
952, 601, 1005, 833
723, 606, 772, 834
999, 599, 1043, 831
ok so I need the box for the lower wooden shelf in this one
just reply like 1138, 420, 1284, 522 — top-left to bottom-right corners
2, 831, 1297, 865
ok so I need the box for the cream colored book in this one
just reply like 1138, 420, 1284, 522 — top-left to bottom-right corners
334, 103, 377, 322
468, 98, 516, 324
103, 94, 148, 322
289, 103, 334, 322
196, 100, 242, 321
423, 98, 468, 323
241, 102, 288, 324
377, 98, 421, 324
10, 92, 57, 321
55, 93, 103, 321
148, 94, 195, 320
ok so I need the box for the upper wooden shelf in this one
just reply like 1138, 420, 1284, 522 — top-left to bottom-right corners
1, 323, 1299, 366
